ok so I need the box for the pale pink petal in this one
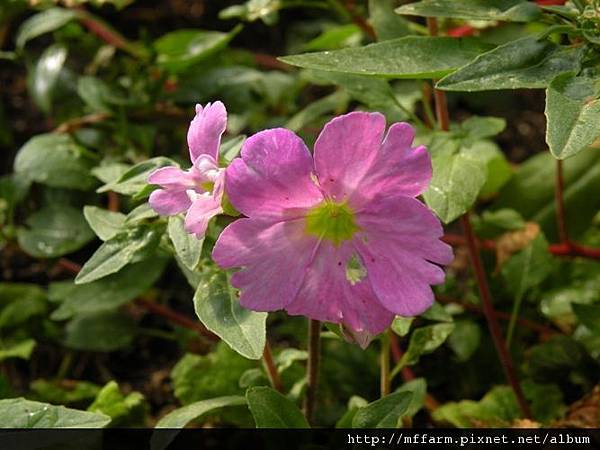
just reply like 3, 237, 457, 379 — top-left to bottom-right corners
184, 193, 223, 238
353, 195, 453, 316
148, 189, 191, 216
313, 111, 386, 202
286, 242, 394, 334
188, 101, 227, 162
353, 123, 431, 206
212, 218, 318, 311
225, 128, 323, 220
148, 166, 196, 189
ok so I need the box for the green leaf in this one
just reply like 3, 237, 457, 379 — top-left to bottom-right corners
336, 396, 368, 428
369, 0, 412, 41
572, 303, 600, 334
64, 310, 136, 352
246, 386, 309, 428
522, 380, 565, 424
396, 0, 540, 22
285, 90, 350, 132
476, 209, 526, 238
30, 44, 68, 113
421, 301, 453, 322
352, 391, 413, 428
219, 0, 281, 25
437, 37, 584, 91
16, 7, 77, 49
493, 150, 600, 241
99, 157, 176, 196
75, 225, 161, 284
77, 76, 122, 113
0, 398, 110, 428
528, 336, 586, 383
154, 26, 241, 73
502, 234, 554, 300
397, 323, 455, 369
0, 339, 35, 362
14, 133, 98, 190
545, 73, 600, 159
447, 319, 481, 362
423, 146, 487, 223
88, 381, 147, 427
0, 283, 47, 329
391, 316, 414, 336
168, 215, 203, 271
83, 206, 126, 241
30, 379, 100, 405
18, 205, 94, 258
49, 257, 167, 320
280, 36, 493, 79
460, 116, 506, 142
433, 386, 520, 427
151, 396, 246, 450
171, 344, 255, 405
304, 24, 362, 51
396, 378, 427, 418
194, 272, 266, 360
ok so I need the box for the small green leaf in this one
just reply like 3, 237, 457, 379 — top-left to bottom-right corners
30, 379, 100, 405
447, 320, 481, 362
75, 226, 161, 284
83, 206, 126, 241
0, 339, 36, 362
391, 316, 414, 336
154, 26, 241, 73
437, 37, 584, 92
352, 391, 413, 428
528, 336, 586, 383
421, 301, 453, 322
423, 147, 487, 223
545, 73, 600, 159
396, 0, 540, 22
18, 205, 94, 258
88, 381, 147, 427
151, 396, 246, 450
396, 378, 427, 418
14, 134, 97, 190
572, 303, 600, 334
246, 386, 309, 428
304, 24, 362, 51
0, 283, 47, 330
280, 36, 493, 79
99, 156, 177, 196
397, 323, 455, 369
194, 272, 266, 360
168, 215, 203, 271
64, 310, 136, 352
0, 398, 110, 428
16, 8, 77, 49
502, 234, 554, 300
30, 44, 68, 113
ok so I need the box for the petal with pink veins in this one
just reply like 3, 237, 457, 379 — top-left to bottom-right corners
353, 195, 453, 316
286, 242, 395, 334
225, 128, 323, 220
212, 218, 318, 311
313, 111, 386, 202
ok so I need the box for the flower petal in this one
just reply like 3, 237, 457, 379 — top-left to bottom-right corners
313, 111, 386, 202
212, 218, 318, 311
225, 128, 323, 220
184, 193, 223, 239
355, 122, 431, 205
188, 101, 227, 162
148, 166, 196, 189
285, 242, 395, 334
354, 195, 452, 316
148, 189, 191, 216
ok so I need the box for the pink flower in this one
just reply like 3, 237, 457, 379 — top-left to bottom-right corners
148, 102, 227, 238
212, 112, 453, 334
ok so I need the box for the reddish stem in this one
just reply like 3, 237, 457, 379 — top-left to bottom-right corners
461, 214, 532, 418
343, 0, 376, 39
262, 340, 284, 393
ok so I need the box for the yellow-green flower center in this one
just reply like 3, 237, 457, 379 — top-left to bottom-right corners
305, 199, 360, 245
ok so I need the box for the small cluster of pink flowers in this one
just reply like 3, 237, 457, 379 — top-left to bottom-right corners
148, 101, 452, 339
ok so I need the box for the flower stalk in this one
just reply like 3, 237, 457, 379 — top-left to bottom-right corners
262, 340, 283, 393
303, 319, 321, 424
380, 331, 391, 397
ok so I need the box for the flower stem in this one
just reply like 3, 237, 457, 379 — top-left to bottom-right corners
262, 340, 283, 393
380, 331, 391, 397
426, 16, 531, 418
461, 213, 532, 418
303, 319, 321, 424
